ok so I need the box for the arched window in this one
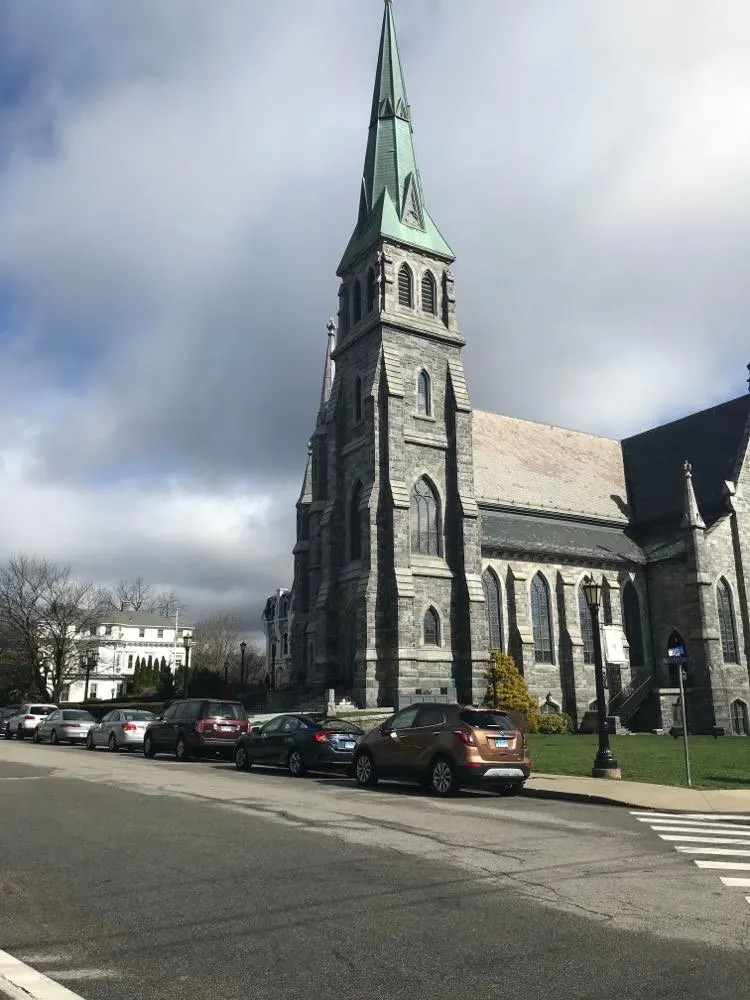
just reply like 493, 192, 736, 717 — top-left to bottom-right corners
421, 270, 436, 314
730, 700, 749, 736
622, 582, 645, 667
350, 482, 363, 561
423, 607, 440, 646
417, 369, 431, 416
340, 286, 350, 335
410, 477, 440, 556
530, 573, 553, 664
366, 269, 377, 312
717, 579, 738, 663
578, 585, 594, 665
398, 264, 413, 307
353, 280, 362, 324
354, 375, 363, 423
482, 568, 502, 651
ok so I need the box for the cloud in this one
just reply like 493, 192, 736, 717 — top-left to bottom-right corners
1, 1, 750, 623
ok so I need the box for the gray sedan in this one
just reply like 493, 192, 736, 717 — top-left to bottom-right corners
34, 709, 96, 745
86, 709, 156, 752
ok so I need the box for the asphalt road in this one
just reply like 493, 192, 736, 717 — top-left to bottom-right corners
0, 741, 748, 1000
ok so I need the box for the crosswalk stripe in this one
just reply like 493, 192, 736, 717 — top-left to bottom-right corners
630, 811, 750, 821
720, 877, 750, 887
694, 860, 750, 871
650, 824, 750, 836
659, 834, 750, 845
636, 818, 750, 831
677, 847, 750, 857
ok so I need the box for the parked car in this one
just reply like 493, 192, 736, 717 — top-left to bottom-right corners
350, 703, 531, 797
86, 709, 156, 752
143, 699, 249, 761
33, 709, 96, 745
0, 707, 19, 739
3, 703, 57, 741
233, 714, 364, 776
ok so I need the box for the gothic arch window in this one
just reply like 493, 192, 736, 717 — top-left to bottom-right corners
366, 268, 377, 312
354, 375, 363, 423
482, 568, 503, 651
350, 481, 363, 561
340, 286, 350, 335
421, 270, 436, 314
717, 579, 738, 663
398, 263, 413, 307
622, 582, 645, 667
410, 476, 440, 556
423, 606, 440, 646
730, 699, 749, 736
530, 573, 553, 664
578, 585, 595, 665
417, 369, 431, 416
353, 279, 362, 324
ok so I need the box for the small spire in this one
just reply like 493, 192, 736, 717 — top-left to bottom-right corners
746, 361, 750, 393
319, 319, 337, 411
681, 460, 705, 529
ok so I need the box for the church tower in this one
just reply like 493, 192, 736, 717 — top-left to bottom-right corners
291, 0, 489, 708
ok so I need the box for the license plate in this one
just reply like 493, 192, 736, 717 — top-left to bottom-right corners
495, 738, 509, 748
220, 726, 233, 732
343, 741, 355, 750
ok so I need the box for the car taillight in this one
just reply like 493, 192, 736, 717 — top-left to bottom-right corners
24, 716, 35, 721
62, 723, 80, 728
122, 723, 137, 732
313, 731, 332, 743
453, 729, 476, 746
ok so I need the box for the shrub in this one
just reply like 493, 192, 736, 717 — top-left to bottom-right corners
538, 712, 573, 734
483, 651, 541, 733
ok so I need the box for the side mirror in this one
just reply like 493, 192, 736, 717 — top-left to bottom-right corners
378, 721, 389, 734
156, 715, 164, 722
252, 726, 262, 735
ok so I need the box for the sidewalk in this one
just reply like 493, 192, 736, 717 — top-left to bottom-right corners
525, 772, 750, 813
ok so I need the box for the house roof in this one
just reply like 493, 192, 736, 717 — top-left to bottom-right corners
472, 410, 630, 524
621, 395, 750, 527
481, 509, 645, 565
98, 609, 192, 629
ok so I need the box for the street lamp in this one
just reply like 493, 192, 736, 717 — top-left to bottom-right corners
240, 640, 247, 690
582, 576, 621, 780
224, 659, 230, 688
182, 632, 193, 698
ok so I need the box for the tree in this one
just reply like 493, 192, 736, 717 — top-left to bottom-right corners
483, 650, 540, 732
100, 578, 181, 618
192, 613, 242, 675
157, 660, 174, 700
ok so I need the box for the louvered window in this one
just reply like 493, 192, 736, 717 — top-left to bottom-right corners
417, 369, 431, 416
717, 579, 738, 663
366, 269, 377, 312
410, 477, 440, 556
531, 574, 553, 664
578, 586, 595, 665
421, 271, 436, 314
622, 582, 644, 667
398, 264, 413, 307
423, 607, 440, 646
482, 569, 502, 651
352, 280, 362, 324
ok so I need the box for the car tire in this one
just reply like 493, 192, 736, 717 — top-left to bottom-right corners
430, 756, 460, 797
86, 733, 95, 751
143, 735, 155, 759
354, 752, 378, 787
287, 748, 306, 777
32, 728, 40, 744
16, 726, 24, 741
175, 736, 189, 763
108, 733, 118, 753
498, 783, 523, 797
50, 730, 58, 746
234, 745, 252, 771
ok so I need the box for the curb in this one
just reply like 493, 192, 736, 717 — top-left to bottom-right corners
522, 786, 634, 809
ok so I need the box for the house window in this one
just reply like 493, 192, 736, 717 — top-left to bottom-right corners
139, 628, 145, 638
530, 573, 553, 664
366, 268, 377, 312
128, 654, 133, 670
354, 375, 363, 423
423, 607, 440, 646
350, 482, 363, 561
105, 625, 112, 636
398, 264, 413, 307
157, 628, 164, 639
353, 279, 362, 324
730, 700, 749, 736
717, 579, 738, 663
421, 271, 436, 314
417, 370, 431, 416
482, 568, 502, 651
622, 582, 645, 667
90, 684, 98, 699
410, 477, 440, 556
578, 585, 595, 665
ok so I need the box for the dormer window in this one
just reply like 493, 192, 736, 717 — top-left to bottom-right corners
398, 264, 413, 307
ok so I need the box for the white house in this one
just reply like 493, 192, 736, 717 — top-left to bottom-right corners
60, 602, 194, 703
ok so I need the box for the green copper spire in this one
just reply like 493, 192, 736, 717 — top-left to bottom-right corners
338, 1, 454, 274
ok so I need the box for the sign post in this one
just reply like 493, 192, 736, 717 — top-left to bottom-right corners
668, 645, 692, 788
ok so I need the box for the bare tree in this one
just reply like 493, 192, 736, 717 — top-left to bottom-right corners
114, 576, 151, 611
99, 578, 181, 619
242, 642, 266, 685
150, 590, 180, 618
192, 613, 242, 674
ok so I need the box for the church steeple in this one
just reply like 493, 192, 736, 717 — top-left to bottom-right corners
338, 0, 454, 274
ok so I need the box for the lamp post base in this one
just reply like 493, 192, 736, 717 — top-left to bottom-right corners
592, 748, 621, 780
592, 765, 622, 780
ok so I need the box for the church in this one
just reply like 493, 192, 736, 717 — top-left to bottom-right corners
263, 1, 750, 735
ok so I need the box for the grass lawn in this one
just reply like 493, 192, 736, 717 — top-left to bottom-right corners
527, 733, 750, 789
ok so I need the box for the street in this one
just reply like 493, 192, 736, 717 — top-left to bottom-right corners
0, 741, 748, 1000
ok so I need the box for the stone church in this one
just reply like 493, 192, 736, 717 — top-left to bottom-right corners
263, 1, 750, 735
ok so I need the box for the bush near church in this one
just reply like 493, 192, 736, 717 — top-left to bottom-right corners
483, 650, 541, 733
538, 712, 573, 734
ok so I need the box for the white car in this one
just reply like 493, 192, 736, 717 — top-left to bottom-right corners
4, 703, 57, 741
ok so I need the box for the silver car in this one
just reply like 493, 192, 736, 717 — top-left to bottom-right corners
34, 709, 96, 745
86, 709, 156, 752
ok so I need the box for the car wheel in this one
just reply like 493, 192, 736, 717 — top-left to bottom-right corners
498, 783, 523, 797
50, 729, 58, 746
234, 745, 252, 771
354, 752, 378, 787
86, 732, 95, 751
16, 725, 24, 741
143, 735, 155, 758
430, 756, 459, 797
108, 733, 118, 753
287, 748, 306, 777
32, 728, 40, 744
175, 736, 189, 762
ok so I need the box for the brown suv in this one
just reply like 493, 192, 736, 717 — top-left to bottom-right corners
143, 699, 249, 761
351, 703, 531, 797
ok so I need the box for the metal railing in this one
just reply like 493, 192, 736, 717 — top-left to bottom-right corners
608, 670, 654, 722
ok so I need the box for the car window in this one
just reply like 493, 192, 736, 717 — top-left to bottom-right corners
186, 701, 203, 720
318, 718, 364, 733
261, 716, 285, 734
123, 711, 154, 721
30, 705, 54, 715
46, 711, 60, 722
459, 710, 515, 732
414, 706, 446, 728
110, 711, 121, 723
390, 706, 420, 731
63, 711, 94, 721
100, 712, 112, 724
204, 702, 247, 720
163, 703, 181, 721
280, 717, 302, 733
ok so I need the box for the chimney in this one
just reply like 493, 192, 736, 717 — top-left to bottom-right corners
121, 601, 134, 612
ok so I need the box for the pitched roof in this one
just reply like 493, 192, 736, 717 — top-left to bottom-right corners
472, 410, 630, 524
481, 510, 645, 565
621, 395, 750, 527
98, 609, 192, 629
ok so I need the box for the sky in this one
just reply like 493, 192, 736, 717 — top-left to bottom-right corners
1, 0, 750, 633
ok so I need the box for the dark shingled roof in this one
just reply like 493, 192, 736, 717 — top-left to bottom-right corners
622, 395, 750, 527
481, 510, 646, 565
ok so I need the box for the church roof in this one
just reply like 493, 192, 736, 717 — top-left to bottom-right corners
338, 1, 454, 273
482, 509, 645, 565
621, 395, 750, 527
472, 410, 630, 524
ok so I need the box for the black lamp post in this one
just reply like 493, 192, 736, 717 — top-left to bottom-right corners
582, 576, 621, 779
224, 659, 230, 689
182, 632, 193, 698
240, 641, 247, 690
